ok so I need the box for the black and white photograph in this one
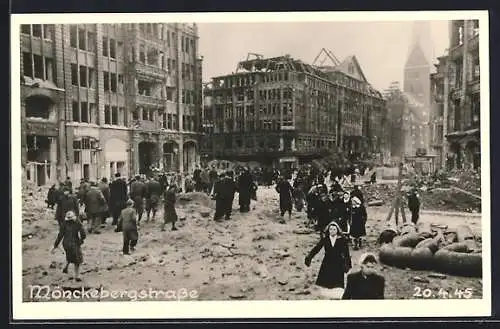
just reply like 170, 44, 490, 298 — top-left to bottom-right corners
11, 11, 490, 319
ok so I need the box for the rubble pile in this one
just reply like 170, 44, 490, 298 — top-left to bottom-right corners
22, 179, 50, 223
361, 180, 481, 213
447, 169, 481, 195
421, 189, 481, 213
363, 184, 397, 204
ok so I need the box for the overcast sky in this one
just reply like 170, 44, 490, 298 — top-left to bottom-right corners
198, 20, 450, 92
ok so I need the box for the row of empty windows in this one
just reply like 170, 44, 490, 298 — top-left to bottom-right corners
71, 64, 125, 92
160, 113, 179, 130
21, 24, 54, 41
70, 26, 97, 52
102, 37, 124, 59
22, 52, 55, 81
137, 23, 195, 53
182, 115, 196, 131
72, 101, 96, 123
104, 105, 125, 125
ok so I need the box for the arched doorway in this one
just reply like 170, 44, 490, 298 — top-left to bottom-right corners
465, 141, 480, 170
138, 141, 157, 175
25, 95, 55, 119
162, 141, 179, 172
183, 141, 197, 173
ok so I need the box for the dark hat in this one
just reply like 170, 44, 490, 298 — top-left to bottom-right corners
115, 172, 121, 178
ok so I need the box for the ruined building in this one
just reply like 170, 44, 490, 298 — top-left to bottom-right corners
429, 55, 447, 169
445, 20, 481, 170
430, 19, 480, 171
20, 23, 202, 186
201, 52, 387, 169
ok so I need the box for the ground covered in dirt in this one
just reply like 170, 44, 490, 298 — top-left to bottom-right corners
21, 184, 483, 302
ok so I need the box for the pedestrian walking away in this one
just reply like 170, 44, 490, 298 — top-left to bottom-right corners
162, 183, 179, 231
120, 199, 139, 254
52, 210, 86, 282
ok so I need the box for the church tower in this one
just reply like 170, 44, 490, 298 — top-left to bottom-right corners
403, 21, 433, 155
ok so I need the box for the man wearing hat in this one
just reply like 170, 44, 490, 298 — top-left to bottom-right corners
129, 174, 147, 225
407, 188, 421, 225
54, 186, 80, 228
120, 199, 139, 255
110, 172, 128, 232
213, 171, 237, 222
342, 253, 385, 299
84, 182, 107, 234
162, 183, 178, 231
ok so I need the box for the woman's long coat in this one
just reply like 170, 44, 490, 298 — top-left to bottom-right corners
307, 236, 352, 289
163, 188, 178, 223
349, 205, 368, 238
54, 219, 86, 265
276, 180, 294, 212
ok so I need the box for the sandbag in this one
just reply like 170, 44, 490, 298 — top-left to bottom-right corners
367, 200, 384, 207
379, 245, 413, 269
400, 223, 417, 236
377, 229, 398, 245
393, 233, 424, 248
442, 242, 470, 253
415, 238, 440, 254
417, 231, 435, 240
433, 249, 482, 277
443, 231, 458, 244
456, 225, 475, 242
410, 247, 434, 270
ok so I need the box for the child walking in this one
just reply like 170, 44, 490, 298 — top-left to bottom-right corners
52, 210, 86, 282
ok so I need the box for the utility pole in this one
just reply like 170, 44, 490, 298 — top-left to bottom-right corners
385, 90, 407, 226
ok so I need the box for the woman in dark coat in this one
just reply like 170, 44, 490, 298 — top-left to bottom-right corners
305, 221, 352, 289
332, 191, 351, 235
52, 210, 86, 281
275, 176, 294, 223
349, 196, 368, 250
162, 184, 178, 231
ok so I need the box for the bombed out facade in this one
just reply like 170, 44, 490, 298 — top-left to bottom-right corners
20, 23, 202, 186
445, 19, 481, 170
202, 53, 387, 169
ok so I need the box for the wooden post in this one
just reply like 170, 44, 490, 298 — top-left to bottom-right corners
386, 92, 407, 226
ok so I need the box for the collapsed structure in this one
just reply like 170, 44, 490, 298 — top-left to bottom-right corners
201, 50, 388, 169
21, 23, 203, 186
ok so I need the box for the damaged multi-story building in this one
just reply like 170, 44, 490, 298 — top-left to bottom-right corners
201, 51, 387, 169
446, 20, 480, 170
429, 19, 480, 171
20, 23, 202, 186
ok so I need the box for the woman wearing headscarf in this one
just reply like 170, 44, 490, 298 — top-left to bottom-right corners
305, 221, 352, 291
51, 210, 86, 282
349, 196, 368, 250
